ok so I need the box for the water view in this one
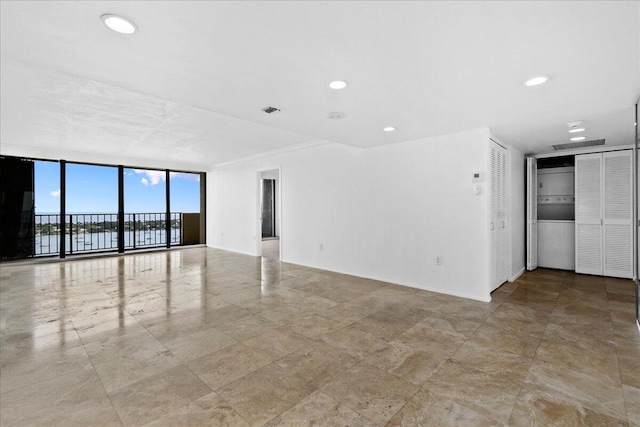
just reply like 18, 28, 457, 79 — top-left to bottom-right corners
34, 213, 181, 256
35, 230, 181, 255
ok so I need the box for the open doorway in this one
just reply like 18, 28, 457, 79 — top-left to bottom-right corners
258, 168, 280, 259
262, 178, 276, 239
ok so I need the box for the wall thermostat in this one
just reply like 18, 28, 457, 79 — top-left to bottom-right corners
472, 172, 483, 183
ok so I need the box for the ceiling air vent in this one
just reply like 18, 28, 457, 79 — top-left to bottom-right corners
552, 139, 605, 151
261, 106, 281, 114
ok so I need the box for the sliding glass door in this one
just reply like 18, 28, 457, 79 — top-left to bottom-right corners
65, 163, 118, 255
124, 168, 171, 249
1, 156, 205, 261
34, 160, 61, 256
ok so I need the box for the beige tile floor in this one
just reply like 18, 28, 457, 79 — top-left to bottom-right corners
261, 238, 279, 260
1, 247, 638, 426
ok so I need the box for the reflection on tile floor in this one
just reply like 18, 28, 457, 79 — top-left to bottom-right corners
1, 247, 638, 426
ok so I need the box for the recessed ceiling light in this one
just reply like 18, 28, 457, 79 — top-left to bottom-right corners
327, 112, 345, 120
568, 128, 585, 133
101, 14, 137, 34
383, 126, 396, 132
570, 136, 586, 142
524, 76, 549, 86
328, 80, 348, 90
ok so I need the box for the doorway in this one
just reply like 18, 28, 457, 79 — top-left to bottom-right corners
258, 168, 280, 260
261, 179, 276, 238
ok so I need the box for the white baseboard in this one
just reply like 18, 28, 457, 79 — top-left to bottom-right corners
279, 259, 491, 302
509, 267, 525, 282
207, 244, 257, 257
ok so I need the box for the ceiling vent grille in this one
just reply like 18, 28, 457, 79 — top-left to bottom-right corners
261, 106, 281, 114
552, 139, 605, 151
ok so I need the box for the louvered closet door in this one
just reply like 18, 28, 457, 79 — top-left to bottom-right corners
603, 151, 632, 278
575, 153, 602, 275
490, 145, 498, 289
498, 148, 508, 283
490, 142, 508, 291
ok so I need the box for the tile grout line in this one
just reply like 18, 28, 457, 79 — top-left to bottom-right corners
503, 277, 556, 425
176, 360, 254, 426
58, 282, 126, 427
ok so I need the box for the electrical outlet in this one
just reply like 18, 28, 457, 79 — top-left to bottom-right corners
436, 256, 443, 265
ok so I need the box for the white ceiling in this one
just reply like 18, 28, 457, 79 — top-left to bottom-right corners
1, 1, 639, 169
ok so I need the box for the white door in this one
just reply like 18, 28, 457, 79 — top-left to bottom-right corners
575, 151, 633, 278
526, 157, 538, 270
603, 151, 633, 278
575, 153, 603, 275
490, 142, 509, 291
498, 147, 508, 283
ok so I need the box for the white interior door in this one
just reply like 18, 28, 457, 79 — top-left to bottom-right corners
603, 150, 633, 278
490, 141, 508, 291
575, 153, 603, 275
498, 148, 508, 283
526, 157, 538, 271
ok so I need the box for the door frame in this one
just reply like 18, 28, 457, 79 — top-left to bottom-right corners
634, 100, 639, 328
526, 157, 538, 271
256, 166, 281, 258
261, 179, 276, 238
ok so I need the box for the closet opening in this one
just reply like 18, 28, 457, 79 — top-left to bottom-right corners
536, 156, 575, 271
527, 149, 634, 280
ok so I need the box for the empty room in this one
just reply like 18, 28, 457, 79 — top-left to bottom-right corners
1, 1, 639, 426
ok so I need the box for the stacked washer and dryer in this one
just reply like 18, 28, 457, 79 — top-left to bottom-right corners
537, 162, 576, 270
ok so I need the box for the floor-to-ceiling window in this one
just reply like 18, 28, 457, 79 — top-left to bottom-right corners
124, 167, 171, 249
1, 156, 205, 261
170, 171, 202, 246
66, 163, 118, 255
33, 160, 61, 256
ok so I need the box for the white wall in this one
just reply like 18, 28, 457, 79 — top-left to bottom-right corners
208, 128, 493, 301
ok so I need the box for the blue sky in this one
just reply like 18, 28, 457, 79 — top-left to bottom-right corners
34, 161, 200, 214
